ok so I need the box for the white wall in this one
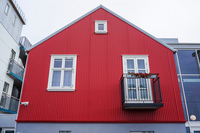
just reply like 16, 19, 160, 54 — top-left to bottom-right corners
0, 23, 20, 97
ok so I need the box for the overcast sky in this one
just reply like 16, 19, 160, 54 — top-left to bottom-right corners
17, 0, 200, 45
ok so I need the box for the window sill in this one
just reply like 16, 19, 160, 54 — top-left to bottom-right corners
47, 88, 75, 91
95, 31, 108, 34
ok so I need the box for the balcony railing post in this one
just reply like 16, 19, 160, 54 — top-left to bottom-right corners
121, 78, 124, 106
157, 77, 162, 102
153, 78, 157, 103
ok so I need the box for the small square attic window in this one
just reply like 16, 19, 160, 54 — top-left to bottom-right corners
95, 20, 107, 34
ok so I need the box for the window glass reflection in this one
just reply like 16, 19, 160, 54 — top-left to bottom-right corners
177, 50, 199, 74
127, 59, 134, 69
178, 76, 187, 120
182, 76, 200, 121
137, 59, 145, 69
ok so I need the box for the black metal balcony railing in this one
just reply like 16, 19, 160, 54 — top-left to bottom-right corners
7, 58, 24, 82
0, 92, 19, 113
121, 73, 163, 109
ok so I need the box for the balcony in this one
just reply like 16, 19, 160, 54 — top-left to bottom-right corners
19, 36, 32, 50
19, 36, 32, 66
121, 73, 163, 110
0, 92, 19, 114
7, 58, 24, 83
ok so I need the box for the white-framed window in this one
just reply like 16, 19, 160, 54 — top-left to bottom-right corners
122, 55, 153, 102
10, 49, 16, 59
4, 4, 10, 15
47, 55, 77, 91
95, 20, 107, 34
3, 82, 9, 93
12, 16, 17, 26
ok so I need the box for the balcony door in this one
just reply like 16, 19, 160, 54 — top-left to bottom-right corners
122, 55, 152, 102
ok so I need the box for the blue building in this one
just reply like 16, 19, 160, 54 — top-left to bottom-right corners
162, 39, 200, 133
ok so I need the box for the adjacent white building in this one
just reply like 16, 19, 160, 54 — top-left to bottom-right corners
0, 0, 31, 132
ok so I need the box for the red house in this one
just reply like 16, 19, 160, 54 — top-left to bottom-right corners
16, 5, 186, 133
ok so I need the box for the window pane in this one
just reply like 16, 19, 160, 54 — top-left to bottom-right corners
4, 4, 9, 14
5, 130, 14, 133
197, 50, 200, 62
128, 89, 136, 99
52, 71, 61, 86
185, 127, 190, 133
130, 131, 154, 133
59, 131, 71, 133
139, 78, 147, 88
3, 82, 9, 93
127, 60, 134, 69
63, 71, 72, 87
138, 59, 145, 69
11, 49, 16, 59
54, 59, 62, 68
178, 76, 187, 120
178, 50, 200, 74
138, 70, 145, 73
98, 24, 104, 30
182, 76, 200, 121
65, 59, 73, 68
140, 89, 148, 99
128, 78, 136, 88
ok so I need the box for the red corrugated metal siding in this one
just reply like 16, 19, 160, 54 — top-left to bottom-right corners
17, 8, 185, 122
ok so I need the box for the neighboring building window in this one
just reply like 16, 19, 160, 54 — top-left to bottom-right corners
175, 49, 200, 122
4, 4, 10, 15
59, 131, 71, 133
3, 82, 9, 93
47, 55, 77, 91
11, 49, 16, 59
122, 55, 152, 102
12, 16, 17, 26
130, 131, 154, 133
0, 82, 9, 107
177, 50, 200, 74
95, 20, 107, 34
5, 130, 14, 133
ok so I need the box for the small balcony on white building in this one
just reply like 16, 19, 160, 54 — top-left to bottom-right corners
0, 92, 19, 114
19, 36, 32, 66
7, 58, 24, 83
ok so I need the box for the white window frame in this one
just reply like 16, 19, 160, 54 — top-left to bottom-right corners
4, 3, 10, 15
47, 55, 77, 91
95, 20, 107, 34
122, 55, 153, 103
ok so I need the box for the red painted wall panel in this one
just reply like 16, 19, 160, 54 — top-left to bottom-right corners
17, 9, 185, 122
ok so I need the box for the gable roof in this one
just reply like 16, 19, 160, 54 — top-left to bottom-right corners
27, 5, 176, 52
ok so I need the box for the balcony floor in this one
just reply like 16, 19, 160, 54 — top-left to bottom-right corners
123, 103, 164, 110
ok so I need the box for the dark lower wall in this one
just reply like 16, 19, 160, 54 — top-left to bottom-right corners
16, 123, 186, 133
